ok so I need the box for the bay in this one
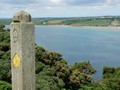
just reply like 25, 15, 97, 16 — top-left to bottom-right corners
35, 25, 120, 80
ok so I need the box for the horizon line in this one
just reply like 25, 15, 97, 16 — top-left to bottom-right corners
0, 15, 120, 19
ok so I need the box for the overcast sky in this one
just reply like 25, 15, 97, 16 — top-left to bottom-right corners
0, 0, 120, 18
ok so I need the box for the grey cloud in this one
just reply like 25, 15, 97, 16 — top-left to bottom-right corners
61, 0, 106, 5
0, 0, 36, 4
1, 0, 120, 8
106, 0, 120, 6
0, 0, 53, 11
0, 0, 106, 6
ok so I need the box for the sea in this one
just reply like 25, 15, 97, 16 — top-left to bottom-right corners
35, 25, 120, 80
6, 25, 120, 80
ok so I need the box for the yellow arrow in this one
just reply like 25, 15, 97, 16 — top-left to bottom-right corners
13, 54, 21, 68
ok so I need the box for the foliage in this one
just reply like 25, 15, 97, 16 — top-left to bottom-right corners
0, 24, 120, 90
102, 66, 120, 90
0, 24, 11, 90
0, 19, 12, 25
33, 17, 120, 26
36, 73, 65, 90
1, 16, 120, 27
0, 80, 11, 90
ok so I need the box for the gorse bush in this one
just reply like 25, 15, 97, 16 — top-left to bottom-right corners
0, 80, 11, 90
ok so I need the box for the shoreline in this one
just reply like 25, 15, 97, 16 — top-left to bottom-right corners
71, 25, 120, 30
7, 24, 120, 30
36, 24, 120, 30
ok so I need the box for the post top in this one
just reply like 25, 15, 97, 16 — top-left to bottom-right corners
13, 11, 31, 23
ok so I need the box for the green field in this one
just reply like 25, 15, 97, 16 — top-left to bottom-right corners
1, 16, 120, 27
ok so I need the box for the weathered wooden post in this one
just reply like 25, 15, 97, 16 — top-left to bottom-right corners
10, 11, 35, 90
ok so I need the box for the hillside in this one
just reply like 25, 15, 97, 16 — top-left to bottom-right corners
0, 24, 120, 90
35, 16, 120, 27
1, 16, 120, 27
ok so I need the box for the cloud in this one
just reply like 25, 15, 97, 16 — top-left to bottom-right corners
1, 0, 120, 7
51, 0, 61, 4
61, 0, 106, 6
0, 0, 36, 4
0, 0, 120, 18
105, 0, 120, 5
57, 0, 120, 6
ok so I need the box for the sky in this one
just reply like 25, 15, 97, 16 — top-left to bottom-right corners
0, 0, 120, 18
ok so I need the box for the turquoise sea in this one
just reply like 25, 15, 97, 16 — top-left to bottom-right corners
35, 25, 120, 80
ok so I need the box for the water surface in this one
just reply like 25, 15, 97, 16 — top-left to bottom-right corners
36, 26, 120, 79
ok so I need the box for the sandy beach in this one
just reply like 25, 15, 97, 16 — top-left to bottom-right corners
41, 24, 120, 30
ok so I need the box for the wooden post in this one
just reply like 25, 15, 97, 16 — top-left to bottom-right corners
10, 11, 35, 90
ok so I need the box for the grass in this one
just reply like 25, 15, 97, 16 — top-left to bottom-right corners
0, 16, 120, 27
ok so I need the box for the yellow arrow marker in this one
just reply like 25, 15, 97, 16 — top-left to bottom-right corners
13, 54, 21, 68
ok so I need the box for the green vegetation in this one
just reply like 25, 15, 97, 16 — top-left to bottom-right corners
1, 16, 120, 27
68, 18, 112, 26
33, 17, 114, 26
0, 19, 12, 25
36, 17, 120, 27
0, 24, 120, 89
31, 17, 120, 27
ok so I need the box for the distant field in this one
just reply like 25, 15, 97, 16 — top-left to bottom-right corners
0, 16, 120, 27
70, 18, 112, 26
0, 19, 12, 25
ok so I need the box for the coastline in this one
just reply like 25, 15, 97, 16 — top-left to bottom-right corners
7, 24, 120, 30
37, 24, 120, 30
71, 25, 120, 30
